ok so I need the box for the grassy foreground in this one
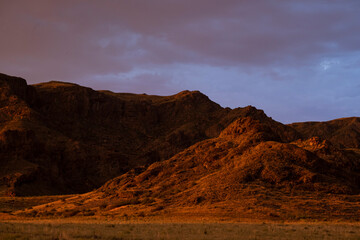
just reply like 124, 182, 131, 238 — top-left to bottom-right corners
1, 196, 360, 239
1, 222, 360, 240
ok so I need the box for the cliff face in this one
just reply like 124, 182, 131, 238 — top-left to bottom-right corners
2, 73, 294, 196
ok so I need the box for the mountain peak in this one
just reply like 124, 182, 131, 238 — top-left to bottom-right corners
33, 81, 81, 89
171, 90, 209, 101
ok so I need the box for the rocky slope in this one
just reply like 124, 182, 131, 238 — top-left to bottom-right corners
21, 115, 360, 221
3, 72, 360, 221
96, 117, 360, 196
1, 73, 301, 196
289, 117, 360, 149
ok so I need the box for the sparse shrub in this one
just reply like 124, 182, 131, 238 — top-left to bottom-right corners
82, 210, 95, 216
142, 197, 155, 205
61, 209, 80, 217
142, 191, 152, 198
268, 212, 279, 218
99, 202, 108, 210
26, 210, 38, 217
40, 211, 57, 217
172, 188, 181, 194
194, 196, 205, 204
151, 205, 164, 212
133, 190, 143, 197
110, 198, 140, 208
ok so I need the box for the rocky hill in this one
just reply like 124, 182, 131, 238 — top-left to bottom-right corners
289, 118, 360, 149
1, 73, 301, 196
3, 72, 360, 221
21, 116, 360, 221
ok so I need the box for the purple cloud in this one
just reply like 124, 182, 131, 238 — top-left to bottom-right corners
1, 0, 360, 123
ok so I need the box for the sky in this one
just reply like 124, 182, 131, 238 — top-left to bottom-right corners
1, 0, 360, 123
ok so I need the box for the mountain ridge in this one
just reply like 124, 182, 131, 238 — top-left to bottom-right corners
2, 72, 360, 221
2, 73, 293, 196
19, 115, 360, 221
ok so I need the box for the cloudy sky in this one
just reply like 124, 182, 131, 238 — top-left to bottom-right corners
1, 0, 360, 123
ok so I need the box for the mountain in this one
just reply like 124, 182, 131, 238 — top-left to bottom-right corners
1, 73, 301, 196
3, 72, 360, 221
20, 116, 360, 221
289, 118, 360, 149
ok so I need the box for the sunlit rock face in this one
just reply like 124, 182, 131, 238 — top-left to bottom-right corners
32, 113, 360, 220
99, 116, 360, 207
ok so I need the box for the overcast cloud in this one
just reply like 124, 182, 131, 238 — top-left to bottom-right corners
1, 0, 360, 123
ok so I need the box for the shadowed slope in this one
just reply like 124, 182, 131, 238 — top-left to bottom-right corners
1, 73, 300, 196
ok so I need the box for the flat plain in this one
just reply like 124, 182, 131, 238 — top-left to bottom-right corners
1, 221, 360, 240
1, 193, 360, 239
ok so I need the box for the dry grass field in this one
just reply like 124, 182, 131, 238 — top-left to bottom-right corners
1, 195, 360, 239
1, 222, 360, 240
